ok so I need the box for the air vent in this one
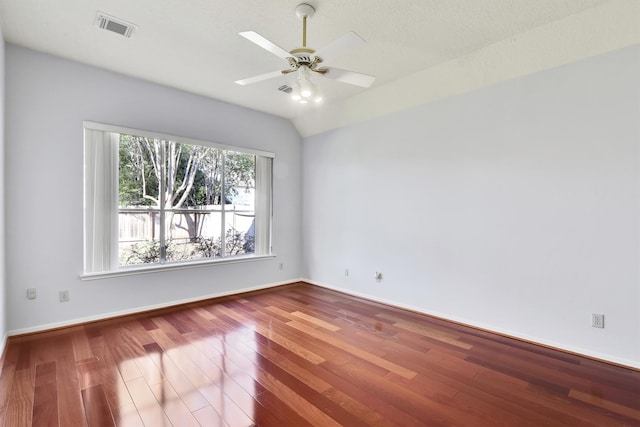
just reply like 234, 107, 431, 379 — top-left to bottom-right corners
278, 85, 293, 94
95, 12, 137, 38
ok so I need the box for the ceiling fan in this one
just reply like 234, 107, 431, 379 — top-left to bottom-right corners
234, 3, 376, 103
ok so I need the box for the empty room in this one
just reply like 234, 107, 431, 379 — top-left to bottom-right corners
0, 0, 638, 426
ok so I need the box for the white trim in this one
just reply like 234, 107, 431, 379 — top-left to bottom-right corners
304, 278, 640, 370
8, 278, 305, 337
80, 254, 276, 281
83, 120, 275, 158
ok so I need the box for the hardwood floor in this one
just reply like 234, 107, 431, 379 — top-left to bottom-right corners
0, 282, 638, 426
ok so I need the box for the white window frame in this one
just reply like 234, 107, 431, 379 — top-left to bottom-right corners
81, 121, 274, 279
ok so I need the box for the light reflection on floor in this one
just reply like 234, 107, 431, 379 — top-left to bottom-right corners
116, 327, 259, 426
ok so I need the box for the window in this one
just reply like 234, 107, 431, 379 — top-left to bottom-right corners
83, 122, 273, 275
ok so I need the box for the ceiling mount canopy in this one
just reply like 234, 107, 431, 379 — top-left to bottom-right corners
234, 2, 376, 105
295, 3, 315, 49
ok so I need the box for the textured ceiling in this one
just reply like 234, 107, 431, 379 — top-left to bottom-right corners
0, 0, 637, 136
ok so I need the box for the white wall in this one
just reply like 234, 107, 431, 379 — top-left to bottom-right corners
0, 24, 7, 354
303, 45, 640, 367
4, 42, 638, 368
5, 44, 302, 333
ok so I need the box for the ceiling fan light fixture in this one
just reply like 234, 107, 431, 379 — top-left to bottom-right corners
290, 84, 322, 104
291, 65, 321, 104
300, 82, 313, 98
299, 65, 313, 96
292, 89, 322, 104
290, 80, 302, 101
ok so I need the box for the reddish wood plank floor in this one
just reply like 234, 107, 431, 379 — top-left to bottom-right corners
0, 282, 638, 426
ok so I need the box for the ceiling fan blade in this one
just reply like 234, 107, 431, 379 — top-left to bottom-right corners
322, 67, 376, 88
239, 31, 291, 61
235, 70, 284, 86
314, 31, 366, 65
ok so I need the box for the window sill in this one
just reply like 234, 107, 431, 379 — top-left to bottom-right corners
80, 254, 276, 281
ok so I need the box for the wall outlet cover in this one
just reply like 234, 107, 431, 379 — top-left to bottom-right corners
592, 313, 604, 328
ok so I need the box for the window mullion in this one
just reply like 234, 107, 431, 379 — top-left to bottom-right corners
220, 151, 226, 258
159, 140, 167, 263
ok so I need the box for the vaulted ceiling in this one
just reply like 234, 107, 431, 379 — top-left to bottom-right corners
0, 0, 637, 136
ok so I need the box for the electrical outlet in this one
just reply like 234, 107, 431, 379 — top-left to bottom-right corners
27, 288, 37, 299
59, 290, 70, 302
279, 263, 284, 270
592, 313, 604, 328
344, 268, 349, 277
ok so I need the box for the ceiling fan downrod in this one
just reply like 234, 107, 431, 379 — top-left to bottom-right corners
295, 3, 315, 49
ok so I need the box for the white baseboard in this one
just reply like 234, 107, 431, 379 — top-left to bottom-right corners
8, 277, 637, 370
304, 279, 640, 370
0, 332, 8, 361
8, 279, 304, 337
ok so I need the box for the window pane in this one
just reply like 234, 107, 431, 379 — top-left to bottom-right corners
165, 207, 224, 261
118, 134, 162, 266
164, 141, 205, 262
224, 151, 256, 255
168, 144, 225, 261
118, 135, 160, 209
191, 208, 224, 259
193, 146, 224, 260
118, 210, 162, 266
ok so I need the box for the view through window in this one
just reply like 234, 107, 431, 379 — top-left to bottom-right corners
118, 135, 256, 265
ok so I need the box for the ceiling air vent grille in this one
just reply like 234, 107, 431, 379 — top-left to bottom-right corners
95, 12, 137, 38
278, 85, 293, 94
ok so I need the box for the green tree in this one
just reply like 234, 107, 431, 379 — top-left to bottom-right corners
119, 135, 158, 206
118, 135, 257, 263
119, 136, 255, 209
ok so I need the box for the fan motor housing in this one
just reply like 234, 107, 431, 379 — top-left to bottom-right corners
295, 54, 314, 65
290, 49, 318, 66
